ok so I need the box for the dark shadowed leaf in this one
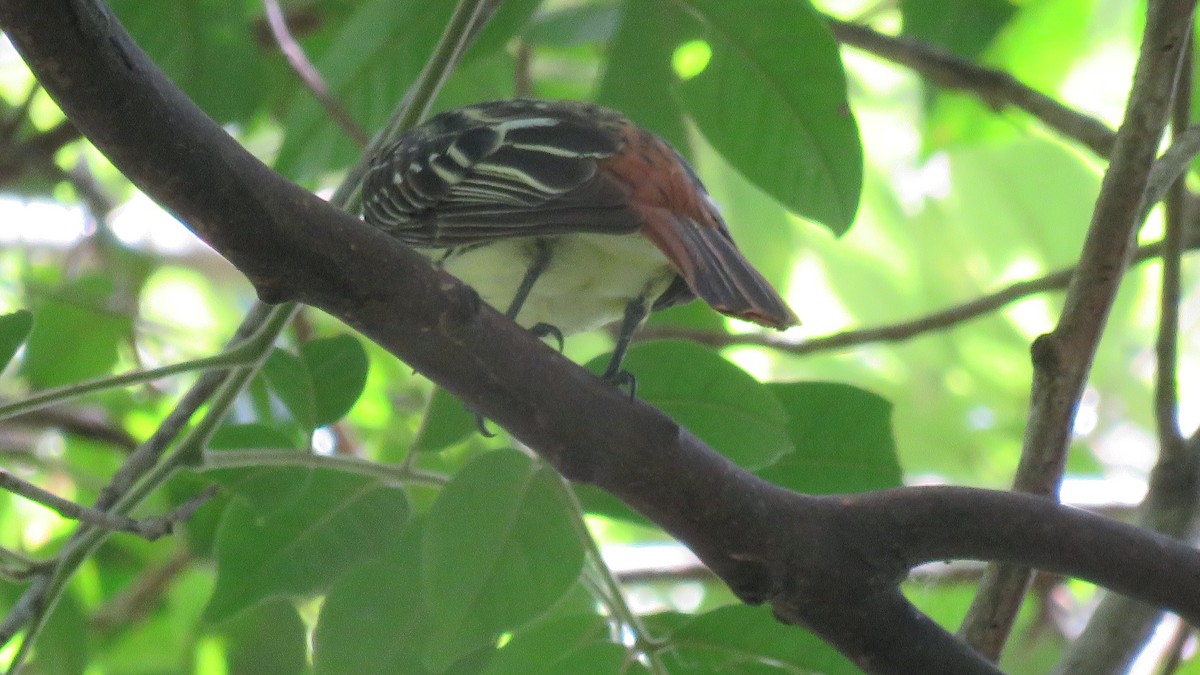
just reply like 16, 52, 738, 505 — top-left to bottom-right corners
414, 386, 477, 452
301, 334, 370, 426
0, 309, 32, 372
262, 348, 317, 431
110, 0, 264, 124
314, 521, 497, 674
900, 0, 1016, 59
482, 614, 614, 675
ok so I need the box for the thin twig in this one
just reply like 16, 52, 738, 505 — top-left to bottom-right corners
8, 407, 138, 452
261, 0, 368, 147
1155, 59, 1190, 451
0, 338, 262, 421
91, 548, 192, 634
828, 18, 1116, 157
201, 448, 449, 487
637, 238, 1188, 355
0, 469, 215, 540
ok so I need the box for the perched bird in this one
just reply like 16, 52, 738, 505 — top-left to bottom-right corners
361, 99, 797, 381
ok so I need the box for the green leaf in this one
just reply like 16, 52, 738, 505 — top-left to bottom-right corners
314, 521, 496, 675
22, 275, 133, 388
900, 0, 1016, 59
587, 341, 792, 469
757, 382, 902, 494
422, 450, 586, 670
301, 334, 370, 426
0, 309, 33, 372
33, 590, 89, 675
219, 600, 308, 675
675, 0, 862, 231
110, 0, 263, 125
483, 614, 615, 675
262, 348, 317, 431
414, 387, 477, 452
596, 0, 695, 152
202, 468, 410, 623
658, 605, 859, 674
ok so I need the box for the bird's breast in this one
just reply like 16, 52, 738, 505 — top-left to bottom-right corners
436, 233, 677, 335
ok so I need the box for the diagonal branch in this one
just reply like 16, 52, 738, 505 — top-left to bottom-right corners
261, 0, 368, 147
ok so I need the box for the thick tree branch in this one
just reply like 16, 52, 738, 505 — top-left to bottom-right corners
1056, 33, 1200, 673
5, 1, 1200, 672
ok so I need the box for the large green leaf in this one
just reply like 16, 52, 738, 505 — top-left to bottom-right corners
586, 341, 792, 470
301, 334, 370, 426
202, 468, 410, 623
674, 0, 862, 231
22, 275, 133, 388
314, 521, 497, 674
421, 450, 585, 670
758, 382, 903, 494
0, 309, 32, 372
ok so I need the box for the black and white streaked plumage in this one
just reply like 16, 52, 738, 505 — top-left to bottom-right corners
361, 99, 797, 377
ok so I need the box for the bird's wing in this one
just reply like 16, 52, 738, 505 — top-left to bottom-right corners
362, 102, 642, 247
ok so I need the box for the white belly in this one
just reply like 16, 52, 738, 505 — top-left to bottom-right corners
435, 233, 677, 335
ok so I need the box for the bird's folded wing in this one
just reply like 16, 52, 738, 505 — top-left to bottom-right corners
362, 109, 642, 247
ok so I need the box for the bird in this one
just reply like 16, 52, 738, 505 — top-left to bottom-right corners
360, 99, 798, 384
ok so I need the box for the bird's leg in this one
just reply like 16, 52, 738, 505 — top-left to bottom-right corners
475, 239, 558, 436
601, 296, 650, 397
504, 239, 552, 321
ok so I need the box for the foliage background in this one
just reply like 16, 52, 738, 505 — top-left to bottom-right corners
0, 0, 1195, 673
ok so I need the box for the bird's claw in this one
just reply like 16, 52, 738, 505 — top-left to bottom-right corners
602, 369, 637, 399
529, 322, 565, 352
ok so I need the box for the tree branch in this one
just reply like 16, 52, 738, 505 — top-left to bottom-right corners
960, 0, 1198, 658
261, 0, 368, 147
1055, 33, 1200, 673
5, 1, 1200, 672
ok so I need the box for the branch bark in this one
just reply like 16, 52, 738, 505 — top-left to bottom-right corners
4, 1, 1200, 672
